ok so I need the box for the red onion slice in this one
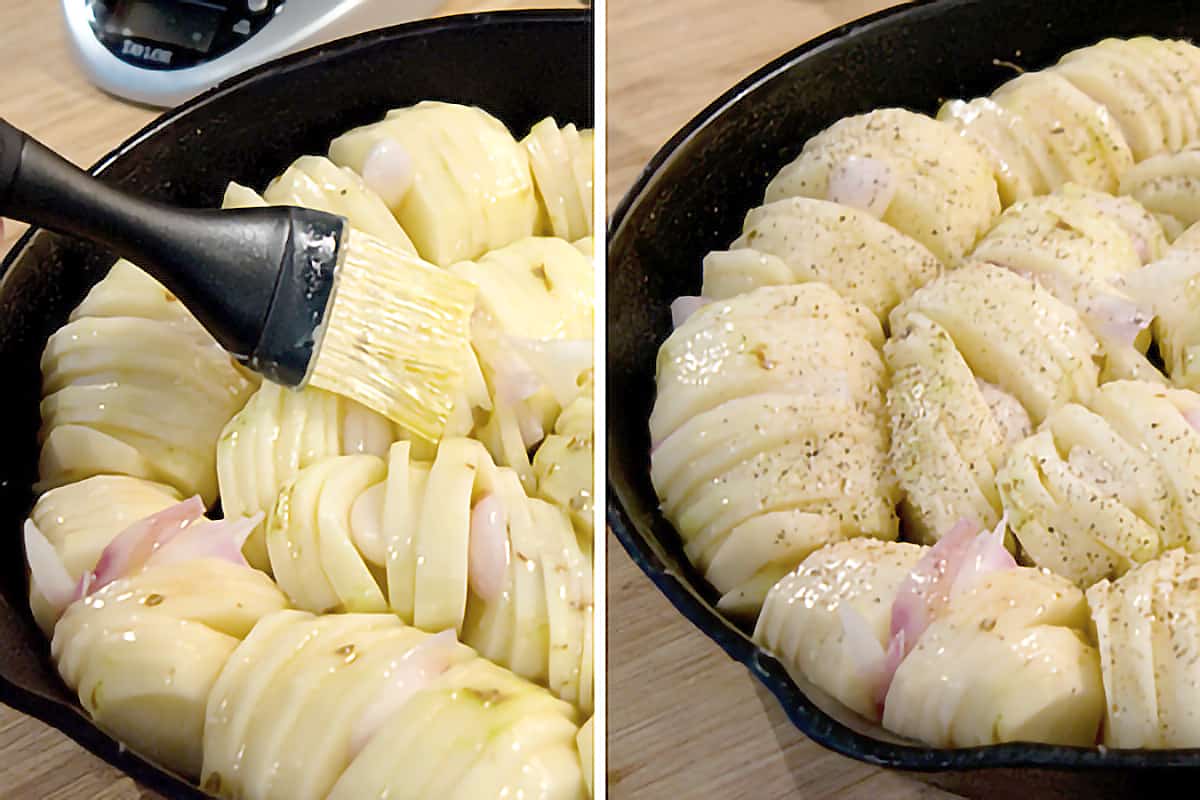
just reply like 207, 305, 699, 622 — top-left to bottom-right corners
827, 156, 896, 217
468, 493, 510, 603
144, 512, 262, 571
888, 519, 979, 662
879, 629, 907, 712
948, 515, 1017, 600
349, 629, 460, 756
670, 296, 710, 329
87, 496, 207, 593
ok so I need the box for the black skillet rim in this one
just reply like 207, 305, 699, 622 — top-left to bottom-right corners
0, 8, 592, 799
604, 0, 1200, 773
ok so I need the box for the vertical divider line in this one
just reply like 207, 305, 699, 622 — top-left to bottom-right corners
590, 0, 608, 795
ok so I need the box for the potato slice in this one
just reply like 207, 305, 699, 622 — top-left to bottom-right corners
885, 569, 1103, 747
754, 539, 925, 720
890, 262, 1098, 423
651, 283, 884, 445
764, 108, 1000, 264
329, 101, 537, 266
263, 155, 416, 254
414, 439, 487, 634
523, 118, 594, 242
703, 196, 941, 320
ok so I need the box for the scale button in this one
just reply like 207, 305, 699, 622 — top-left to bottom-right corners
248, 0, 269, 11
233, 18, 252, 34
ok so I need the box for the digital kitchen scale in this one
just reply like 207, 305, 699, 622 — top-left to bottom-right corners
64, 0, 444, 107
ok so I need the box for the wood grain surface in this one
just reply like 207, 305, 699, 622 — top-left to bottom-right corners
604, 2, 963, 798
0, 1, 575, 797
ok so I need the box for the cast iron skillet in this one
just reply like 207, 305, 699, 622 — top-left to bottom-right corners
607, 0, 1200, 796
0, 9, 592, 798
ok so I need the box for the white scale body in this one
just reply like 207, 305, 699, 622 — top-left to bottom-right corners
63, 0, 443, 107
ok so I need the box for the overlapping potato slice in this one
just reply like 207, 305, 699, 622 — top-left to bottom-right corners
376, 438, 491, 634
652, 283, 885, 443
884, 567, 1103, 747
889, 262, 1099, 424
652, 284, 896, 614
1121, 224, 1200, 389
1120, 146, 1200, 240
27, 475, 180, 634
938, 71, 1133, 206
1087, 548, 1200, 747
998, 395, 1177, 586
885, 313, 1027, 542
1054, 37, 1200, 161
970, 185, 1165, 382
701, 196, 942, 321
533, 389, 594, 541
218, 382, 396, 571
266, 454, 389, 615
53, 559, 287, 778
344, 655, 582, 800
523, 117, 595, 242
203, 611, 584, 800
38, 260, 257, 504
459, 466, 594, 712
223, 155, 417, 254
764, 108, 1001, 264
1087, 381, 1200, 551
453, 236, 594, 488
329, 101, 538, 266
754, 538, 924, 720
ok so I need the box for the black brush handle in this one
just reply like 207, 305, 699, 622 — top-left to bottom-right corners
0, 117, 286, 360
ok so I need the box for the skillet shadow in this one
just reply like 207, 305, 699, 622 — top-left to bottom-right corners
753, 682, 1181, 800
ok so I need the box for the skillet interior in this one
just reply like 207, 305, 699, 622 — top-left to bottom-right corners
607, 0, 1200, 792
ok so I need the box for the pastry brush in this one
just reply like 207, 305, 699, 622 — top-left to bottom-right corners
0, 118, 476, 442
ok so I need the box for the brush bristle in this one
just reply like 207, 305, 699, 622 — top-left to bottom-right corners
309, 229, 476, 442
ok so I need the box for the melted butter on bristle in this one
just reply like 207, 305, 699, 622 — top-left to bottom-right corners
307, 229, 477, 443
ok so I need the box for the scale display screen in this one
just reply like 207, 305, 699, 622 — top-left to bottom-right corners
104, 0, 225, 53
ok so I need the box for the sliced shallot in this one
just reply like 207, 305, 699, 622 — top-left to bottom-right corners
948, 514, 1017, 599
888, 519, 979, 662
468, 493, 510, 603
144, 512, 262, 571
515, 405, 546, 449
87, 496, 207, 593
24, 520, 76, 616
361, 137, 414, 208
1081, 290, 1152, 348
827, 156, 896, 218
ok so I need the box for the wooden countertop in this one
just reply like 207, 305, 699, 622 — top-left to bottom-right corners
0, 1, 573, 797
604, 2, 963, 798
